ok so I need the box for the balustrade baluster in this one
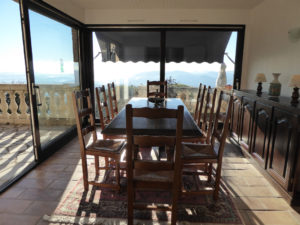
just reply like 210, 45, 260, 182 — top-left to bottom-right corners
10, 90, 19, 122
0, 90, 8, 123
18, 89, 29, 124
51, 89, 60, 120
39, 88, 48, 120
66, 88, 74, 122
58, 88, 66, 121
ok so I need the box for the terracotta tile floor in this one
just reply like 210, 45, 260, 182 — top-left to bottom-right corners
0, 137, 300, 225
0, 125, 72, 189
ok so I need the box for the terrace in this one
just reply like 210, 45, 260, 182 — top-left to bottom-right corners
0, 0, 300, 224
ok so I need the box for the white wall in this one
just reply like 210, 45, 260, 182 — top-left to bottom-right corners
243, 0, 300, 97
84, 8, 249, 24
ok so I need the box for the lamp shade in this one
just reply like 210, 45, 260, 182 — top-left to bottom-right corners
289, 74, 300, 87
255, 73, 267, 83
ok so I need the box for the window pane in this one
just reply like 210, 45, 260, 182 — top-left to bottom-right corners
29, 10, 80, 146
93, 31, 160, 117
165, 31, 237, 113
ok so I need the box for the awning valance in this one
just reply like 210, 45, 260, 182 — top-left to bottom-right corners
95, 31, 231, 63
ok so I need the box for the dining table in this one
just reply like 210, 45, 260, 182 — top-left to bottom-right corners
102, 97, 202, 138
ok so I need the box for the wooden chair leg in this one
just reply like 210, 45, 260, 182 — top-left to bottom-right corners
207, 163, 213, 183
171, 173, 181, 225
115, 160, 120, 191
95, 156, 99, 176
105, 157, 109, 168
127, 182, 134, 225
213, 164, 222, 201
81, 154, 89, 191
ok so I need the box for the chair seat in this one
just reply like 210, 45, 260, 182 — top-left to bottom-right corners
104, 134, 127, 140
182, 135, 206, 143
134, 170, 173, 183
87, 139, 126, 154
182, 142, 217, 161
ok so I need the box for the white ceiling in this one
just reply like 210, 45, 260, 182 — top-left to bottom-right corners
67, 0, 264, 10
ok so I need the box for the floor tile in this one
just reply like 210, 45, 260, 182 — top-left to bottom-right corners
17, 188, 63, 201
24, 200, 59, 216
223, 176, 270, 187
233, 196, 290, 210
0, 213, 40, 225
0, 199, 32, 213
241, 210, 300, 225
228, 186, 281, 197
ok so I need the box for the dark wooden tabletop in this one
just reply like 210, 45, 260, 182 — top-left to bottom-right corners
102, 97, 202, 137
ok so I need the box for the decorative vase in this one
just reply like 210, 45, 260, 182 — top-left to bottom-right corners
269, 73, 281, 96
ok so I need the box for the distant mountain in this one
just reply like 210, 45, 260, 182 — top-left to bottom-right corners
1, 70, 234, 87
122, 70, 234, 88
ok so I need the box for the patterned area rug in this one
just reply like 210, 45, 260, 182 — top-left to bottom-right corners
44, 149, 243, 225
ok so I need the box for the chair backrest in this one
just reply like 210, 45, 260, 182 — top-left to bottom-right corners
95, 85, 111, 130
147, 80, 168, 98
126, 104, 183, 178
201, 86, 217, 143
107, 82, 118, 119
211, 91, 233, 160
72, 89, 97, 151
195, 84, 207, 127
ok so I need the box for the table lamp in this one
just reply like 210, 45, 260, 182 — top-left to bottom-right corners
255, 73, 266, 96
289, 74, 300, 104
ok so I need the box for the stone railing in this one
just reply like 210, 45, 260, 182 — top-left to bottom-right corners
0, 84, 79, 125
0, 84, 30, 125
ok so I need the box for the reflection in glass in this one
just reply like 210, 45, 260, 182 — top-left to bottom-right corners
93, 31, 161, 116
165, 31, 237, 113
29, 10, 80, 147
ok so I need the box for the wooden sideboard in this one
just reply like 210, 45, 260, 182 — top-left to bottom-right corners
231, 90, 300, 206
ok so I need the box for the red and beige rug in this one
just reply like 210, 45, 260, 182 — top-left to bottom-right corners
44, 169, 243, 225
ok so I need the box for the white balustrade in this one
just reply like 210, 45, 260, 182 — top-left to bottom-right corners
0, 84, 79, 125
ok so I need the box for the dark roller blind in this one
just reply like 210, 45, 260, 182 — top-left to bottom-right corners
95, 30, 231, 63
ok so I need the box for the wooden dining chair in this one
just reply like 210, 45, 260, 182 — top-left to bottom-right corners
95, 85, 111, 132
126, 104, 183, 225
107, 82, 118, 119
147, 80, 168, 98
195, 84, 206, 127
95, 85, 126, 140
181, 90, 233, 200
194, 83, 202, 121
72, 88, 126, 191
182, 84, 207, 142
200, 86, 217, 144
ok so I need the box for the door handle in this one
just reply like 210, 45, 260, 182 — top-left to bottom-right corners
32, 83, 42, 106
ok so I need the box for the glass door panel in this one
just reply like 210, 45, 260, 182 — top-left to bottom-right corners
92, 31, 161, 117
165, 30, 237, 114
0, 0, 35, 190
29, 10, 80, 148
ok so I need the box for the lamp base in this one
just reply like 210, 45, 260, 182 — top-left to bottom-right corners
291, 87, 299, 105
256, 82, 262, 96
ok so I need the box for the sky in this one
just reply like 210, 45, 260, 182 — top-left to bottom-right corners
0, 0, 237, 85
0, 0, 74, 75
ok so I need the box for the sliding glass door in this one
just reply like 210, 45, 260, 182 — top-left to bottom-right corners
28, 10, 80, 150
0, 0, 35, 190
